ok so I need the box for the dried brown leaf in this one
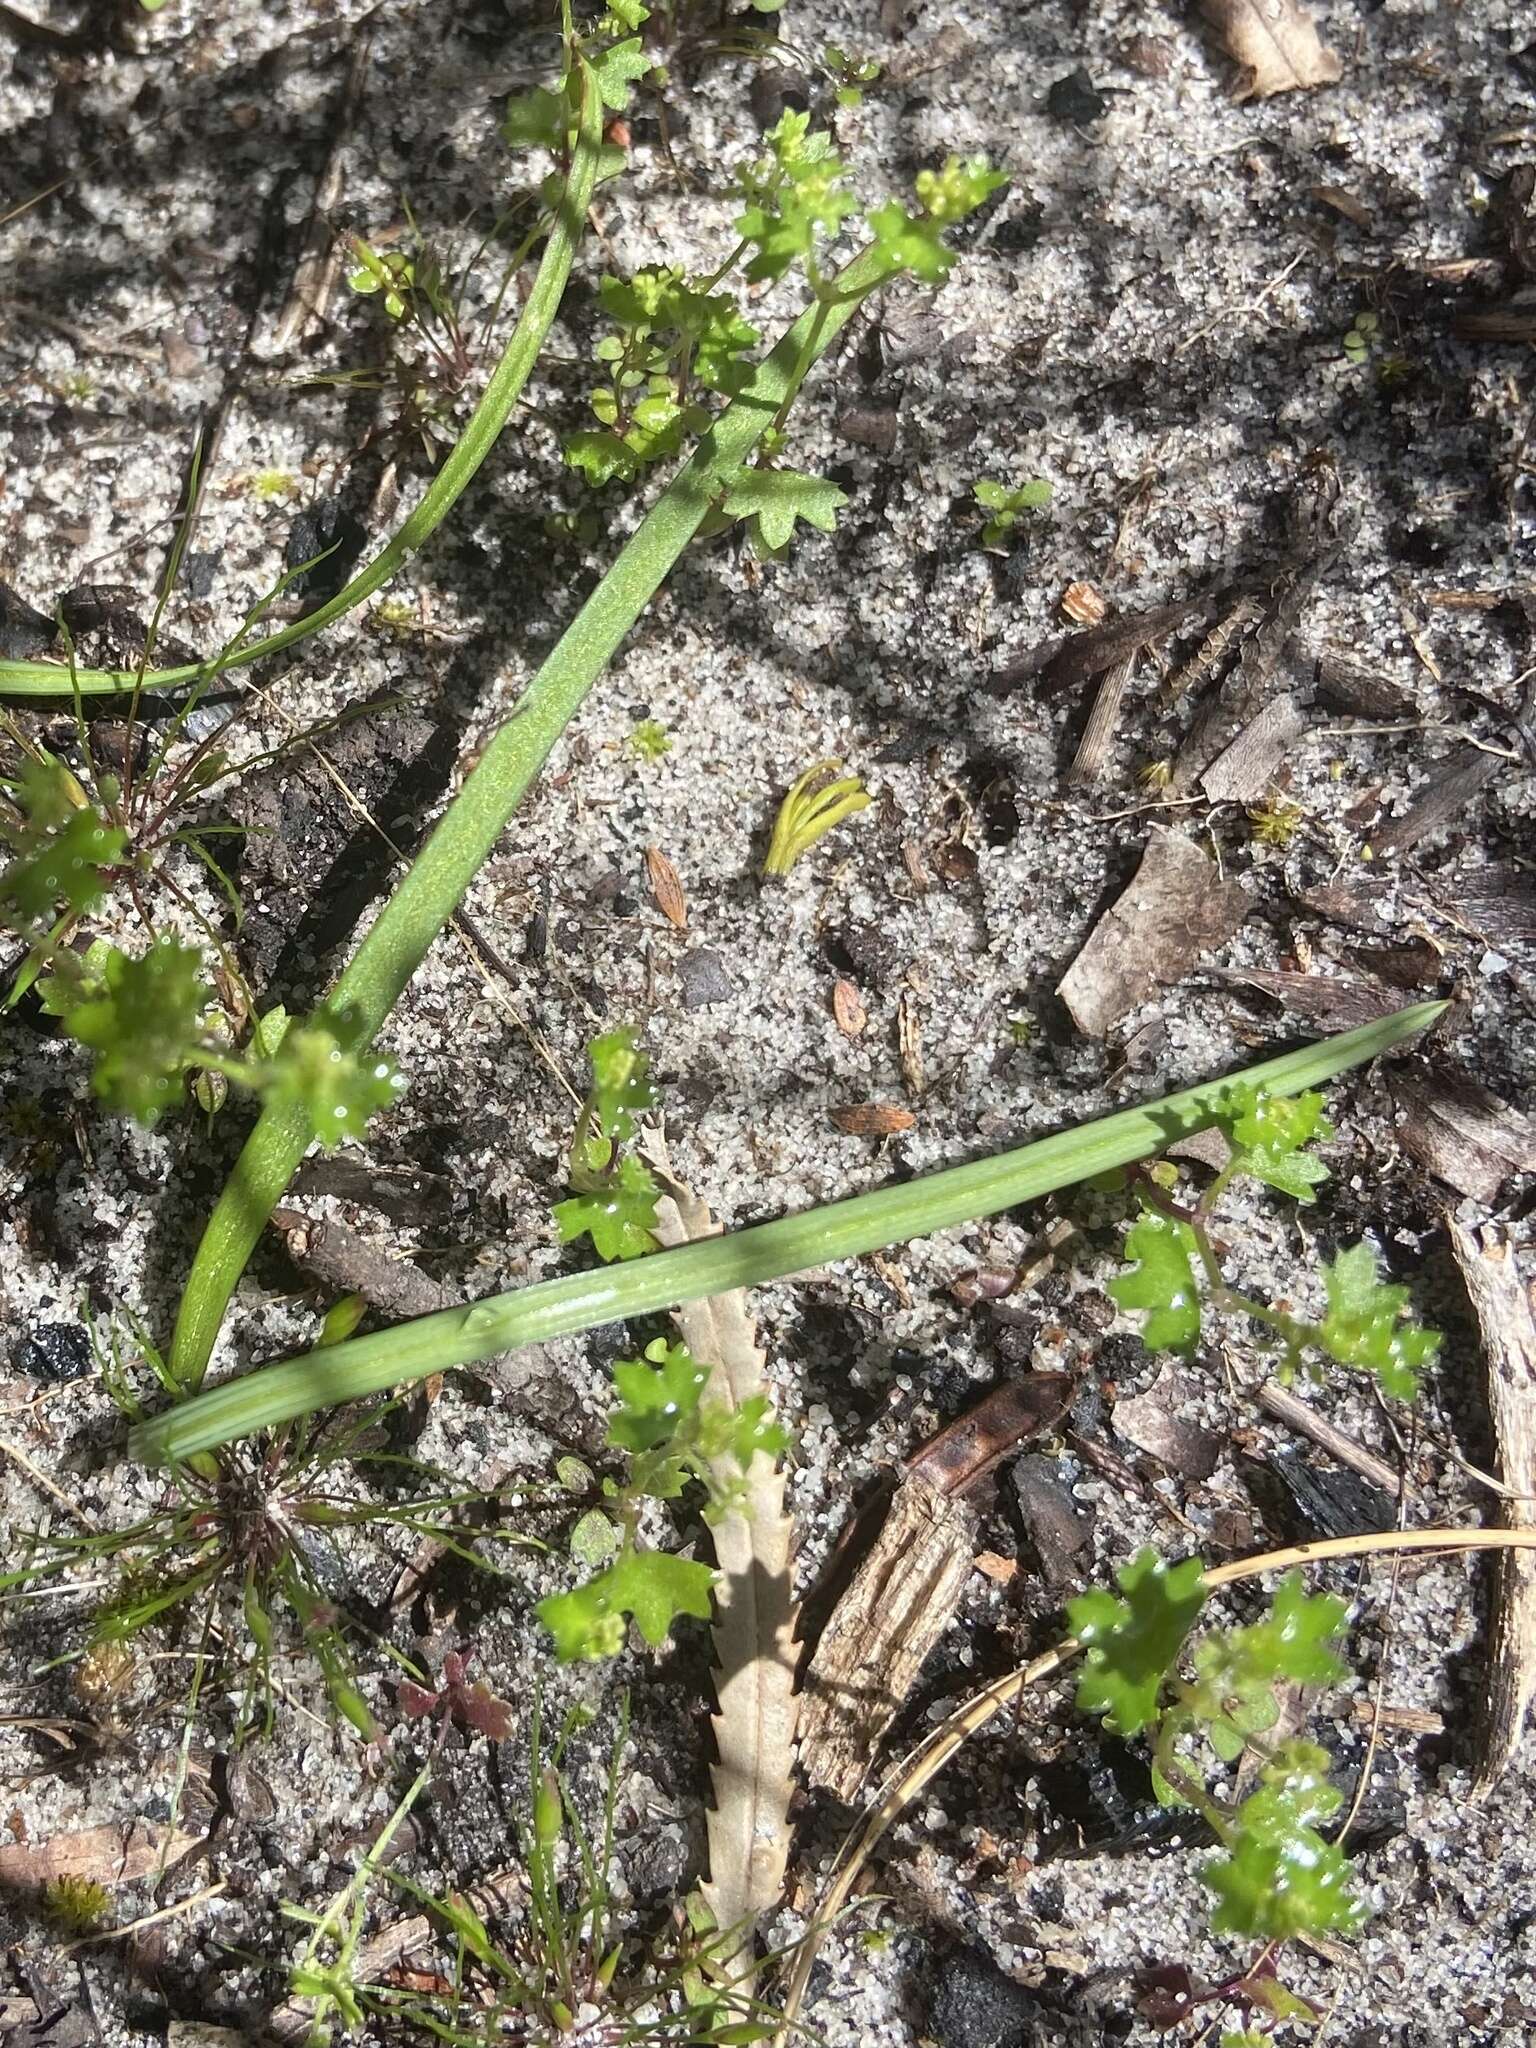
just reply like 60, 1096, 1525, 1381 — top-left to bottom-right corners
641, 1136, 796, 1955
0, 1820, 198, 1895
644, 844, 688, 930
1201, 0, 1343, 101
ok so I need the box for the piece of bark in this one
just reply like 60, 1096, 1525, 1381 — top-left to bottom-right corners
1446, 1222, 1536, 1796
1199, 692, 1311, 803
1290, 880, 1396, 936
272, 1209, 451, 1321
906, 1375, 1074, 1496
830, 1102, 915, 1136
642, 1142, 796, 1950
1012, 1455, 1095, 1585
1369, 748, 1503, 861
1256, 1381, 1400, 1496
1292, 640, 1413, 720
1215, 966, 1400, 1032
0, 1820, 199, 1896
1057, 831, 1248, 1038
1242, 1448, 1396, 1542
1390, 1069, 1536, 1204
797, 1473, 978, 1802
1161, 596, 1263, 708
1112, 1371, 1222, 1479
798, 1378, 1070, 1802
1454, 300, 1536, 344
1200, 0, 1342, 101
1067, 652, 1137, 787
1172, 553, 1332, 792
1424, 865, 1536, 950
993, 601, 1202, 700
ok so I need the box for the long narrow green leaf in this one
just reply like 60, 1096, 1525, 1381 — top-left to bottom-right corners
165, 243, 893, 1395
129, 1002, 1445, 1464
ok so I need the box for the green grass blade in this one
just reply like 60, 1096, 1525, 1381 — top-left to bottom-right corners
129, 1002, 1445, 1464
0, 60, 602, 703
165, 244, 892, 1395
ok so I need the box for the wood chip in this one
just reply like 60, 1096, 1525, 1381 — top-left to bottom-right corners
906, 1375, 1074, 1497
1446, 1222, 1536, 1796
1256, 1381, 1400, 1496
798, 1474, 979, 1802
644, 844, 688, 930
831, 978, 867, 1036
1061, 581, 1107, 626
1214, 966, 1401, 1033
1368, 748, 1503, 861
1161, 595, 1263, 708
1198, 692, 1311, 803
1293, 640, 1414, 720
1423, 864, 1536, 950
1057, 831, 1249, 1038
1012, 1454, 1095, 1585
972, 1550, 1018, 1586
994, 601, 1202, 700
1113, 1370, 1222, 1479
1200, 0, 1342, 102
1067, 651, 1137, 787
830, 1102, 915, 1137
1390, 1068, 1536, 1204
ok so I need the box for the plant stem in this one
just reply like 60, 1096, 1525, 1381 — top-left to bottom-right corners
164, 238, 899, 1397
0, 63, 603, 702
131, 1004, 1446, 1463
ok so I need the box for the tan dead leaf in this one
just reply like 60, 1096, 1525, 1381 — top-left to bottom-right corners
1061, 580, 1107, 625
830, 1102, 915, 1136
831, 978, 867, 1037
639, 1134, 795, 1974
1200, 0, 1342, 101
644, 845, 688, 930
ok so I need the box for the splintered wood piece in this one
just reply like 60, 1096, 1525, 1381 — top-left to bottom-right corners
1214, 966, 1400, 1033
993, 601, 1201, 700
799, 1376, 1071, 1800
1057, 831, 1248, 1038
1067, 651, 1137, 787
1446, 1221, 1536, 1797
1161, 595, 1263, 707
272, 1209, 451, 1320
797, 1474, 979, 1802
1199, 692, 1311, 802
1369, 748, 1503, 860
1390, 1068, 1536, 1203
1200, 0, 1342, 102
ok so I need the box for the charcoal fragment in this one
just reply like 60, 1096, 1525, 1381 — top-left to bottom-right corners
15, 1321, 92, 1382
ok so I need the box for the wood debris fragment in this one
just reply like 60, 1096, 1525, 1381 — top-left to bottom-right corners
897, 986, 925, 1098
644, 844, 688, 930
993, 601, 1202, 700
1113, 1370, 1222, 1479
1446, 1222, 1536, 1797
1214, 966, 1401, 1033
1061, 581, 1107, 626
799, 1376, 1071, 1801
1199, 692, 1311, 803
831, 978, 867, 1036
1161, 595, 1263, 708
1292, 640, 1413, 720
644, 1143, 797, 1952
1369, 748, 1503, 861
1256, 1381, 1400, 1496
272, 1208, 451, 1321
1390, 1068, 1536, 1204
1067, 651, 1137, 787
1057, 831, 1248, 1038
1424, 864, 1536, 950
1200, 0, 1342, 102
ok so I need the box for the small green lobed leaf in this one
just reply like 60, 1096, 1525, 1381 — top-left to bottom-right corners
721, 467, 849, 557
538, 1548, 716, 1660
734, 111, 857, 284
64, 937, 212, 1125
587, 1026, 654, 1146
1317, 1243, 1440, 1399
609, 1338, 711, 1453
1068, 1548, 1207, 1735
589, 35, 651, 111
1204, 1741, 1366, 1940
1190, 1574, 1347, 1756
915, 155, 1010, 222
264, 1005, 404, 1149
1110, 1207, 1202, 1354
1222, 1084, 1332, 1203
554, 1152, 660, 1262
1, 804, 127, 923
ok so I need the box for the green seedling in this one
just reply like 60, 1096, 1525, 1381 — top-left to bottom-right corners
628, 716, 673, 762
762, 758, 870, 877
973, 475, 1053, 548
42, 1874, 112, 1935
1070, 1552, 1365, 1959
1342, 308, 1378, 364
1107, 1081, 1441, 1400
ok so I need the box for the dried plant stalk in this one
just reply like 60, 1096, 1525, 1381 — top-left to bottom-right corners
641, 1137, 797, 1951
